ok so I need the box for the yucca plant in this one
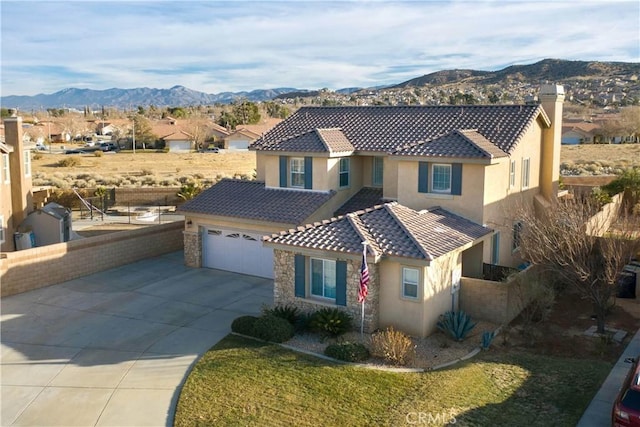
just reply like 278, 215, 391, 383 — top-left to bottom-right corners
309, 308, 353, 339
481, 330, 496, 350
437, 310, 477, 341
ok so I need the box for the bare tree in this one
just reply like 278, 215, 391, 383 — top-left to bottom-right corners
515, 196, 639, 334
183, 117, 213, 150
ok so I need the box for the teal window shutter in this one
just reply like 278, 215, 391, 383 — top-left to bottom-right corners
418, 162, 429, 193
294, 254, 305, 297
279, 156, 287, 187
304, 157, 313, 189
451, 163, 462, 195
335, 260, 347, 306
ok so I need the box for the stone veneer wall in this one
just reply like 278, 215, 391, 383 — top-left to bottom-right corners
273, 249, 379, 333
183, 230, 202, 268
0, 222, 183, 297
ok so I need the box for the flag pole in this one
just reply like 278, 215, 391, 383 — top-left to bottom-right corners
360, 242, 368, 336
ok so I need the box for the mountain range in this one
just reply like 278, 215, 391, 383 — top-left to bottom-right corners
2, 59, 638, 110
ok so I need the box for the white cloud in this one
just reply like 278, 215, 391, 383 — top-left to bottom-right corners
1, 0, 638, 96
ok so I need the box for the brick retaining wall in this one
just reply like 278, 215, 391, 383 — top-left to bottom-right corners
0, 222, 184, 297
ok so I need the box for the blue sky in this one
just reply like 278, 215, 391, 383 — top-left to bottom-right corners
1, 0, 639, 96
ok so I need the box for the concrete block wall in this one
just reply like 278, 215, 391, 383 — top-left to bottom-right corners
460, 277, 510, 324
0, 222, 184, 297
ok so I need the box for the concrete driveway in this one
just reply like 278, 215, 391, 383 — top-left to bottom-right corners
1, 251, 273, 426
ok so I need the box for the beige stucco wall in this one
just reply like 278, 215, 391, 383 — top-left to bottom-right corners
378, 251, 461, 337
1, 175, 14, 252
395, 160, 486, 223
383, 157, 399, 200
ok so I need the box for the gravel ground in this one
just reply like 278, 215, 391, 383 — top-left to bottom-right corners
285, 320, 498, 370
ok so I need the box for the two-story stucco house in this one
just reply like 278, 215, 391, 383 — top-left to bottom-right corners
179, 85, 565, 336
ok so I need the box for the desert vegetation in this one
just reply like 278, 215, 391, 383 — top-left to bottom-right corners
560, 144, 640, 176
31, 150, 256, 189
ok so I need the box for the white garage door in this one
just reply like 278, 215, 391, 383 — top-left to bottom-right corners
170, 141, 192, 152
203, 229, 274, 278
228, 139, 249, 150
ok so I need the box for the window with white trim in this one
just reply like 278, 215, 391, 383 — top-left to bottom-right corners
310, 258, 336, 299
522, 158, 530, 189
372, 157, 383, 186
509, 160, 516, 188
0, 215, 4, 244
402, 267, 419, 299
431, 164, 451, 193
290, 157, 305, 188
2, 154, 9, 183
339, 158, 350, 188
23, 150, 31, 177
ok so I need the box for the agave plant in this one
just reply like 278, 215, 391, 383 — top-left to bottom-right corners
437, 310, 477, 341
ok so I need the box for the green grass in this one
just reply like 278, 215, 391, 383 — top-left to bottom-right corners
174, 335, 611, 427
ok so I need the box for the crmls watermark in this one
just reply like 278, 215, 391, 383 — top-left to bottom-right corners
405, 411, 457, 425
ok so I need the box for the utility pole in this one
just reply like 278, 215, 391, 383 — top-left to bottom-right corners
132, 117, 136, 154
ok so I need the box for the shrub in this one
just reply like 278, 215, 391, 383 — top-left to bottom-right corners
370, 326, 415, 366
325, 342, 370, 362
309, 308, 353, 338
262, 304, 300, 326
481, 331, 496, 350
57, 157, 80, 167
230, 315, 258, 336
93, 150, 103, 157
251, 315, 294, 343
437, 310, 477, 341
32, 152, 43, 160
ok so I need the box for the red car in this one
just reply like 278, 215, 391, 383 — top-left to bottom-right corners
613, 356, 640, 426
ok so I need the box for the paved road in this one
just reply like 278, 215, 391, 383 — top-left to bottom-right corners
1, 251, 273, 426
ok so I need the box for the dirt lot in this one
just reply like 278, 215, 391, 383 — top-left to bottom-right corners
31, 148, 257, 188
500, 288, 640, 363
560, 144, 640, 175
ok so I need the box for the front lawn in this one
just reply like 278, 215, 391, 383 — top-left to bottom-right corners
174, 335, 611, 427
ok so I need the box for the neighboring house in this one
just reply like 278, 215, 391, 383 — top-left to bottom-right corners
0, 114, 34, 252
223, 128, 261, 150
179, 85, 565, 336
96, 122, 117, 136
163, 131, 195, 152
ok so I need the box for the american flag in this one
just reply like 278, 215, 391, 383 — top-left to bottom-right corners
358, 249, 369, 303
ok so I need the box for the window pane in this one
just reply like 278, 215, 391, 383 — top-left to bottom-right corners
324, 260, 336, 298
311, 259, 323, 296
403, 268, 419, 298
404, 283, 418, 298
290, 158, 305, 188
432, 164, 451, 192
339, 158, 350, 187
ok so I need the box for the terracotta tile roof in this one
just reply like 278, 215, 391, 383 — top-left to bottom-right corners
253, 105, 546, 155
178, 178, 336, 225
236, 118, 282, 136
265, 202, 492, 261
162, 130, 193, 141
258, 128, 355, 154
334, 187, 384, 216
393, 129, 508, 159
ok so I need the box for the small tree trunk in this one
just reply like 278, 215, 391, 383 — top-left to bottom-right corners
595, 304, 607, 334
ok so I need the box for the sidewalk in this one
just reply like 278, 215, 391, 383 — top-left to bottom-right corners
577, 329, 640, 426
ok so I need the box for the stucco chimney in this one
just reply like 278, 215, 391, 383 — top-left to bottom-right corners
539, 84, 565, 201
4, 113, 34, 225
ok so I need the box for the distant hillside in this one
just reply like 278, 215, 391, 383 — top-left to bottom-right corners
1, 85, 301, 110
394, 59, 640, 87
